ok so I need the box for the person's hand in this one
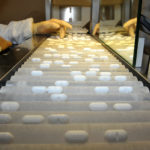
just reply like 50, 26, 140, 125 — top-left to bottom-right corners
0, 37, 12, 52
33, 19, 72, 39
92, 23, 100, 36
123, 18, 137, 37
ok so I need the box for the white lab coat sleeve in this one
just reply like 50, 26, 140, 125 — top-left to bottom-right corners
0, 18, 33, 44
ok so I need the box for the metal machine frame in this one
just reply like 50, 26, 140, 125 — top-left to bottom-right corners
45, 0, 101, 33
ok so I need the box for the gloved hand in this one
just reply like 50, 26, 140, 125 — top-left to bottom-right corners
33, 19, 72, 38
0, 37, 12, 52
123, 18, 137, 37
92, 23, 100, 36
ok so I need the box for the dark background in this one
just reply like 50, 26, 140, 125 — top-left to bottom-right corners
0, 0, 45, 24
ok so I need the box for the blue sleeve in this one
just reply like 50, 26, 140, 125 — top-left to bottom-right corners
0, 18, 33, 44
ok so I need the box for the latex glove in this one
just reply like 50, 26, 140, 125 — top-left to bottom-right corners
33, 19, 72, 38
123, 18, 137, 37
0, 37, 12, 52
92, 23, 100, 36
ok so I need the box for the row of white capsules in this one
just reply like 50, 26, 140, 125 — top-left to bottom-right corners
3, 34, 147, 100
2, 106, 150, 123
10, 34, 134, 85
0, 86, 149, 102
1, 119, 150, 145
100, 33, 134, 62
1, 97, 150, 111
0, 33, 150, 148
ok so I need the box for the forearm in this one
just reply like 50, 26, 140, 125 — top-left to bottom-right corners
0, 18, 33, 44
0, 18, 72, 45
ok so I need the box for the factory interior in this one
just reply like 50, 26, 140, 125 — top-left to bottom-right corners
0, 0, 150, 149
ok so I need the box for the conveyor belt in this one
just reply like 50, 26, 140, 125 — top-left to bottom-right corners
0, 33, 150, 149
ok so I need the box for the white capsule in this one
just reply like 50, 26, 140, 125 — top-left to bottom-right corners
65, 130, 88, 143
70, 71, 82, 76
62, 54, 69, 57
58, 45, 65, 48
47, 86, 63, 94
90, 64, 100, 68
53, 54, 61, 58
31, 71, 43, 76
100, 72, 111, 76
40, 64, 50, 69
62, 56, 70, 59
62, 65, 72, 68
32, 58, 41, 62
85, 58, 94, 62
68, 46, 74, 49
51, 94, 68, 102
69, 61, 79, 65
73, 75, 87, 82
99, 76, 111, 81
89, 102, 108, 111
88, 54, 96, 58
0, 132, 14, 144
95, 86, 109, 94
0, 114, 12, 124
70, 54, 77, 57
70, 50, 77, 53
89, 68, 100, 72
54, 60, 64, 65
130, 55, 133, 59
49, 49, 57, 53
110, 64, 120, 69
45, 47, 52, 50
113, 103, 133, 111
76, 52, 83, 55
85, 71, 97, 77
1, 102, 20, 111
105, 129, 128, 142
115, 76, 127, 82
84, 48, 91, 51
43, 54, 52, 58
22, 115, 44, 124
119, 86, 133, 93
100, 56, 109, 60
117, 49, 126, 52
48, 114, 69, 124
32, 86, 46, 94
93, 49, 104, 52
42, 61, 52, 64
55, 81, 69, 87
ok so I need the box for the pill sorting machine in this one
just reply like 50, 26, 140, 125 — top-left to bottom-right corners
0, 0, 150, 149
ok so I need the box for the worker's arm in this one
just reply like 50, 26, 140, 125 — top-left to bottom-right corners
0, 18, 33, 44
0, 18, 72, 51
0, 18, 72, 45
123, 15, 150, 37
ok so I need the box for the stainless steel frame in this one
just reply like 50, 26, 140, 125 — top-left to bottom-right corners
45, 0, 52, 20
90, 0, 101, 33
122, 0, 131, 23
45, 0, 101, 34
